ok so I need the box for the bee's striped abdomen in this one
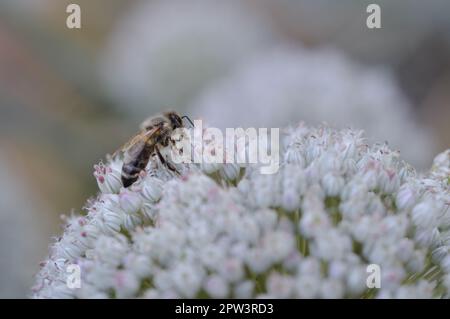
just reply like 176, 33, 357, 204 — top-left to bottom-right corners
121, 144, 154, 188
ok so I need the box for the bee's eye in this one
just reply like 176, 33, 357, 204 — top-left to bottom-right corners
170, 114, 182, 128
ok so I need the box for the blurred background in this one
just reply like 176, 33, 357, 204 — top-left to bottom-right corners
0, 0, 449, 298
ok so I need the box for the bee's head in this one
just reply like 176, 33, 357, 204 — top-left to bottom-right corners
165, 111, 183, 129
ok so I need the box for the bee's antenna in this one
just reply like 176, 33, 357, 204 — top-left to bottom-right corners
181, 115, 195, 128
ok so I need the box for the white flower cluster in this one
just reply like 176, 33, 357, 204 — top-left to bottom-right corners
32, 124, 449, 298
190, 46, 436, 169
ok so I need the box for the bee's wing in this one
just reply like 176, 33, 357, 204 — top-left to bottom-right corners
112, 127, 161, 158
139, 115, 165, 131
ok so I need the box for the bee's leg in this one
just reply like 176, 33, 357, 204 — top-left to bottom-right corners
160, 135, 170, 147
155, 145, 180, 175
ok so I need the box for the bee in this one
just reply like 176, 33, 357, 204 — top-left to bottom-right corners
115, 111, 193, 188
